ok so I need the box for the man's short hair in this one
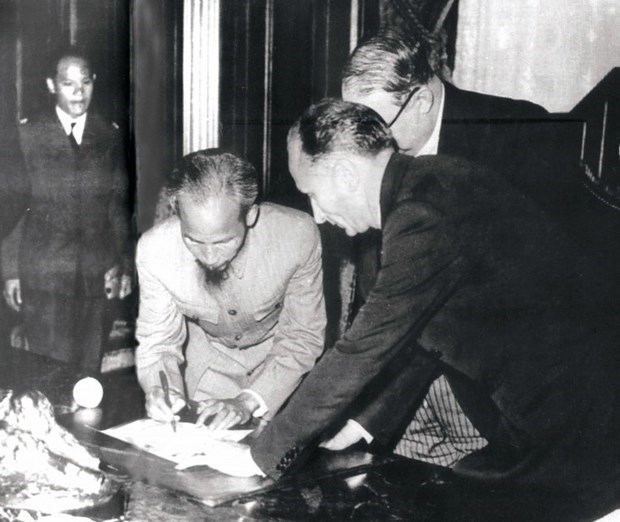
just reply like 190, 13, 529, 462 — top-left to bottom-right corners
47, 45, 94, 79
289, 98, 396, 161
342, 30, 434, 103
167, 149, 259, 217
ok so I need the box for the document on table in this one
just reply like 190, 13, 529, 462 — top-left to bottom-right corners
102, 419, 253, 464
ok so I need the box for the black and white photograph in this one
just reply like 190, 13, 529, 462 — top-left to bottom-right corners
0, 0, 619, 520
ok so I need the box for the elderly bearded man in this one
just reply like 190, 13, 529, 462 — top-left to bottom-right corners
135, 149, 326, 430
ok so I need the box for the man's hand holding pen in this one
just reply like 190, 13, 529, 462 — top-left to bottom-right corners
145, 383, 186, 427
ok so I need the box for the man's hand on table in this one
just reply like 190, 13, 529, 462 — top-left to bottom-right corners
195, 391, 260, 430
145, 386, 186, 423
175, 439, 266, 477
319, 419, 374, 450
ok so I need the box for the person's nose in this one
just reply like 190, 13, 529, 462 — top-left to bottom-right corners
202, 245, 220, 266
310, 200, 326, 224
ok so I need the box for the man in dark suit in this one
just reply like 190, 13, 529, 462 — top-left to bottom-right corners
0, 129, 29, 241
323, 30, 579, 463
341, 30, 567, 209
181, 100, 620, 512
1, 47, 134, 374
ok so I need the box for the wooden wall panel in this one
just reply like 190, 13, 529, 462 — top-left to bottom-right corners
219, 0, 369, 207
219, 0, 267, 196
133, 0, 183, 230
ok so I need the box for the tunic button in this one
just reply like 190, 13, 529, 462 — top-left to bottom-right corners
235, 334, 242, 341
228, 309, 237, 316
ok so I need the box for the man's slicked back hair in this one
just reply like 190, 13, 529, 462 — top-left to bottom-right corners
342, 29, 434, 103
48, 45, 94, 79
289, 98, 396, 161
167, 149, 259, 217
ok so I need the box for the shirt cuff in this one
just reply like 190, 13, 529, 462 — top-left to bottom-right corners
241, 389, 269, 418
247, 450, 267, 477
348, 419, 374, 444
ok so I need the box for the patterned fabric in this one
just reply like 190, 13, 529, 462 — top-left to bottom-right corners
394, 374, 487, 467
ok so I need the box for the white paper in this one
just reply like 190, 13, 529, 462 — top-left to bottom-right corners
102, 419, 252, 464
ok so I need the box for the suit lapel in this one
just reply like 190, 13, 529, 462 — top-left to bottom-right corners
80, 114, 97, 154
41, 112, 77, 156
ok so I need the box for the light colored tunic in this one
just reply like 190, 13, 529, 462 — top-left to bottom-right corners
135, 203, 326, 419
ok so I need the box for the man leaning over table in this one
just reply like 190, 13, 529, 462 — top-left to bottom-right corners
179, 101, 620, 514
326, 28, 564, 465
135, 149, 326, 430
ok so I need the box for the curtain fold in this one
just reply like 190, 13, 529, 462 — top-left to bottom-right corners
454, 0, 620, 112
183, 0, 220, 153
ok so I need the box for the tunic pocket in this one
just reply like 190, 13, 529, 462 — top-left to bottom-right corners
253, 294, 283, 322
177, 300, 220, 325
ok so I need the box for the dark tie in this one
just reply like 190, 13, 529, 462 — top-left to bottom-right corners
68, 122, 80, 151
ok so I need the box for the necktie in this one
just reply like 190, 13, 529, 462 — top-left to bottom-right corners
68, 122, 80, 151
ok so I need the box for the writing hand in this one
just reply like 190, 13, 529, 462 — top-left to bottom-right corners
145, 386, 186, 424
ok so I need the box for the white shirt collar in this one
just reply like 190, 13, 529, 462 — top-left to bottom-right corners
416, 82, 445, 157
55, 106, 87, 145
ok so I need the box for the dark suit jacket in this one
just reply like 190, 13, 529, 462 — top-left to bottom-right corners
1, 111, 133, 296
439, 82, 579, 213
251, 154, 620, 496
0, 124, 29, 241
351, 84, 583, 441
356, 83, 564, 299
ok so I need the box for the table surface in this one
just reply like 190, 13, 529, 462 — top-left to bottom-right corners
0, 346, 611, 522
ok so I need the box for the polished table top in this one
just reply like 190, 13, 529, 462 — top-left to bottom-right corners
0, 346, 608, 521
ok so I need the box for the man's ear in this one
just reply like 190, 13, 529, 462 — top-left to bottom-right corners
46, 78, 56, 95
245, 204, 259, 228
168, 195, 178, 214
413, 86, 435, 115
331, 156, 360, 193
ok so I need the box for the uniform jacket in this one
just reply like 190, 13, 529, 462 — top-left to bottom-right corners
135, 203, 326, 416
1, 111, 133, 295
0, 124, 29, 241
251, 154, 620, 489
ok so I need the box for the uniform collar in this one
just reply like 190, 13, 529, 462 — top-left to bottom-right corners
228, 230, 251, 280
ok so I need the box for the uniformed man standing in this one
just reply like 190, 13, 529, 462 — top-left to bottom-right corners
1, 46, 134, 374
